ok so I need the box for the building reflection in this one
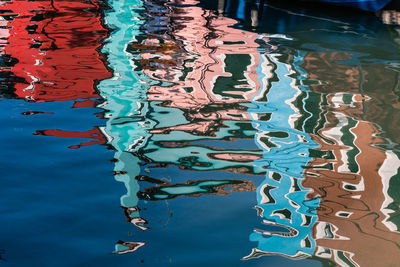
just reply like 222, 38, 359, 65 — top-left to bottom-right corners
245, 52, 320, 260
245, 50, 400, 266
131, 0, 400, 262
301, 52, 400, 266
96, 0, 155, 253
96, 0, 266, 253
137, 0, 266, 175
0, 0, 110, 102
3, 0, 400, 263
0, 0, 111, 145
0, 0, 148, 254
232, 2, 400, 265
138, 178, 256, 200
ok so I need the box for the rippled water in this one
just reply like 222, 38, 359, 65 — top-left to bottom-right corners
1, 0, 400, 266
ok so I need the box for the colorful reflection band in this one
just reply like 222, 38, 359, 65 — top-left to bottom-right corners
245, 52, 320, 259
244, 38, 400, 267
3, 0, 400, 264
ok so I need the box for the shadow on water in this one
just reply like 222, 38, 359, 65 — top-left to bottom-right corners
1, 0, 400, 265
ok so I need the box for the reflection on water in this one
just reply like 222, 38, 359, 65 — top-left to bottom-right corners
99, 0, 400, 263
245, 52, 320, 260
139, 179, 256, 200
1, 0, 400, 265
0, 0, 111, 149
0, 0, 110, 101
98, 0, 264, 253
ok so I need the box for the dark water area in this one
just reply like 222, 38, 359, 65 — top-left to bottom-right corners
1, 0, 400, 266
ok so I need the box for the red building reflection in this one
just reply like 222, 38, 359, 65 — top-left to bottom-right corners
34, 127, 106, 149
0, 0, 112, 147
0, 0, 111, 102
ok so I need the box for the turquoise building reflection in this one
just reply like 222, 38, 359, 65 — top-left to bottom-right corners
246, 51, 320, 259
96, 0, 263, 254
97, 0, 154, 252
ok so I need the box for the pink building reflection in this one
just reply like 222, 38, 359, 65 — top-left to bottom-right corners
138, 0, 261, 131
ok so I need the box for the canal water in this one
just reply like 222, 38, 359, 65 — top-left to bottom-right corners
1, 0, 400, 266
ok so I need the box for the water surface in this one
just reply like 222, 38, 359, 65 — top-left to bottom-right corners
1, 0, 400, 266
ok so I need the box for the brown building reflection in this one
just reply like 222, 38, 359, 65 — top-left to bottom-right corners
301, 52, 400, 266
302, 51, 400, 145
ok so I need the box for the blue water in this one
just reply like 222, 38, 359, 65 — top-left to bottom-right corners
1, 0, 400, 266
